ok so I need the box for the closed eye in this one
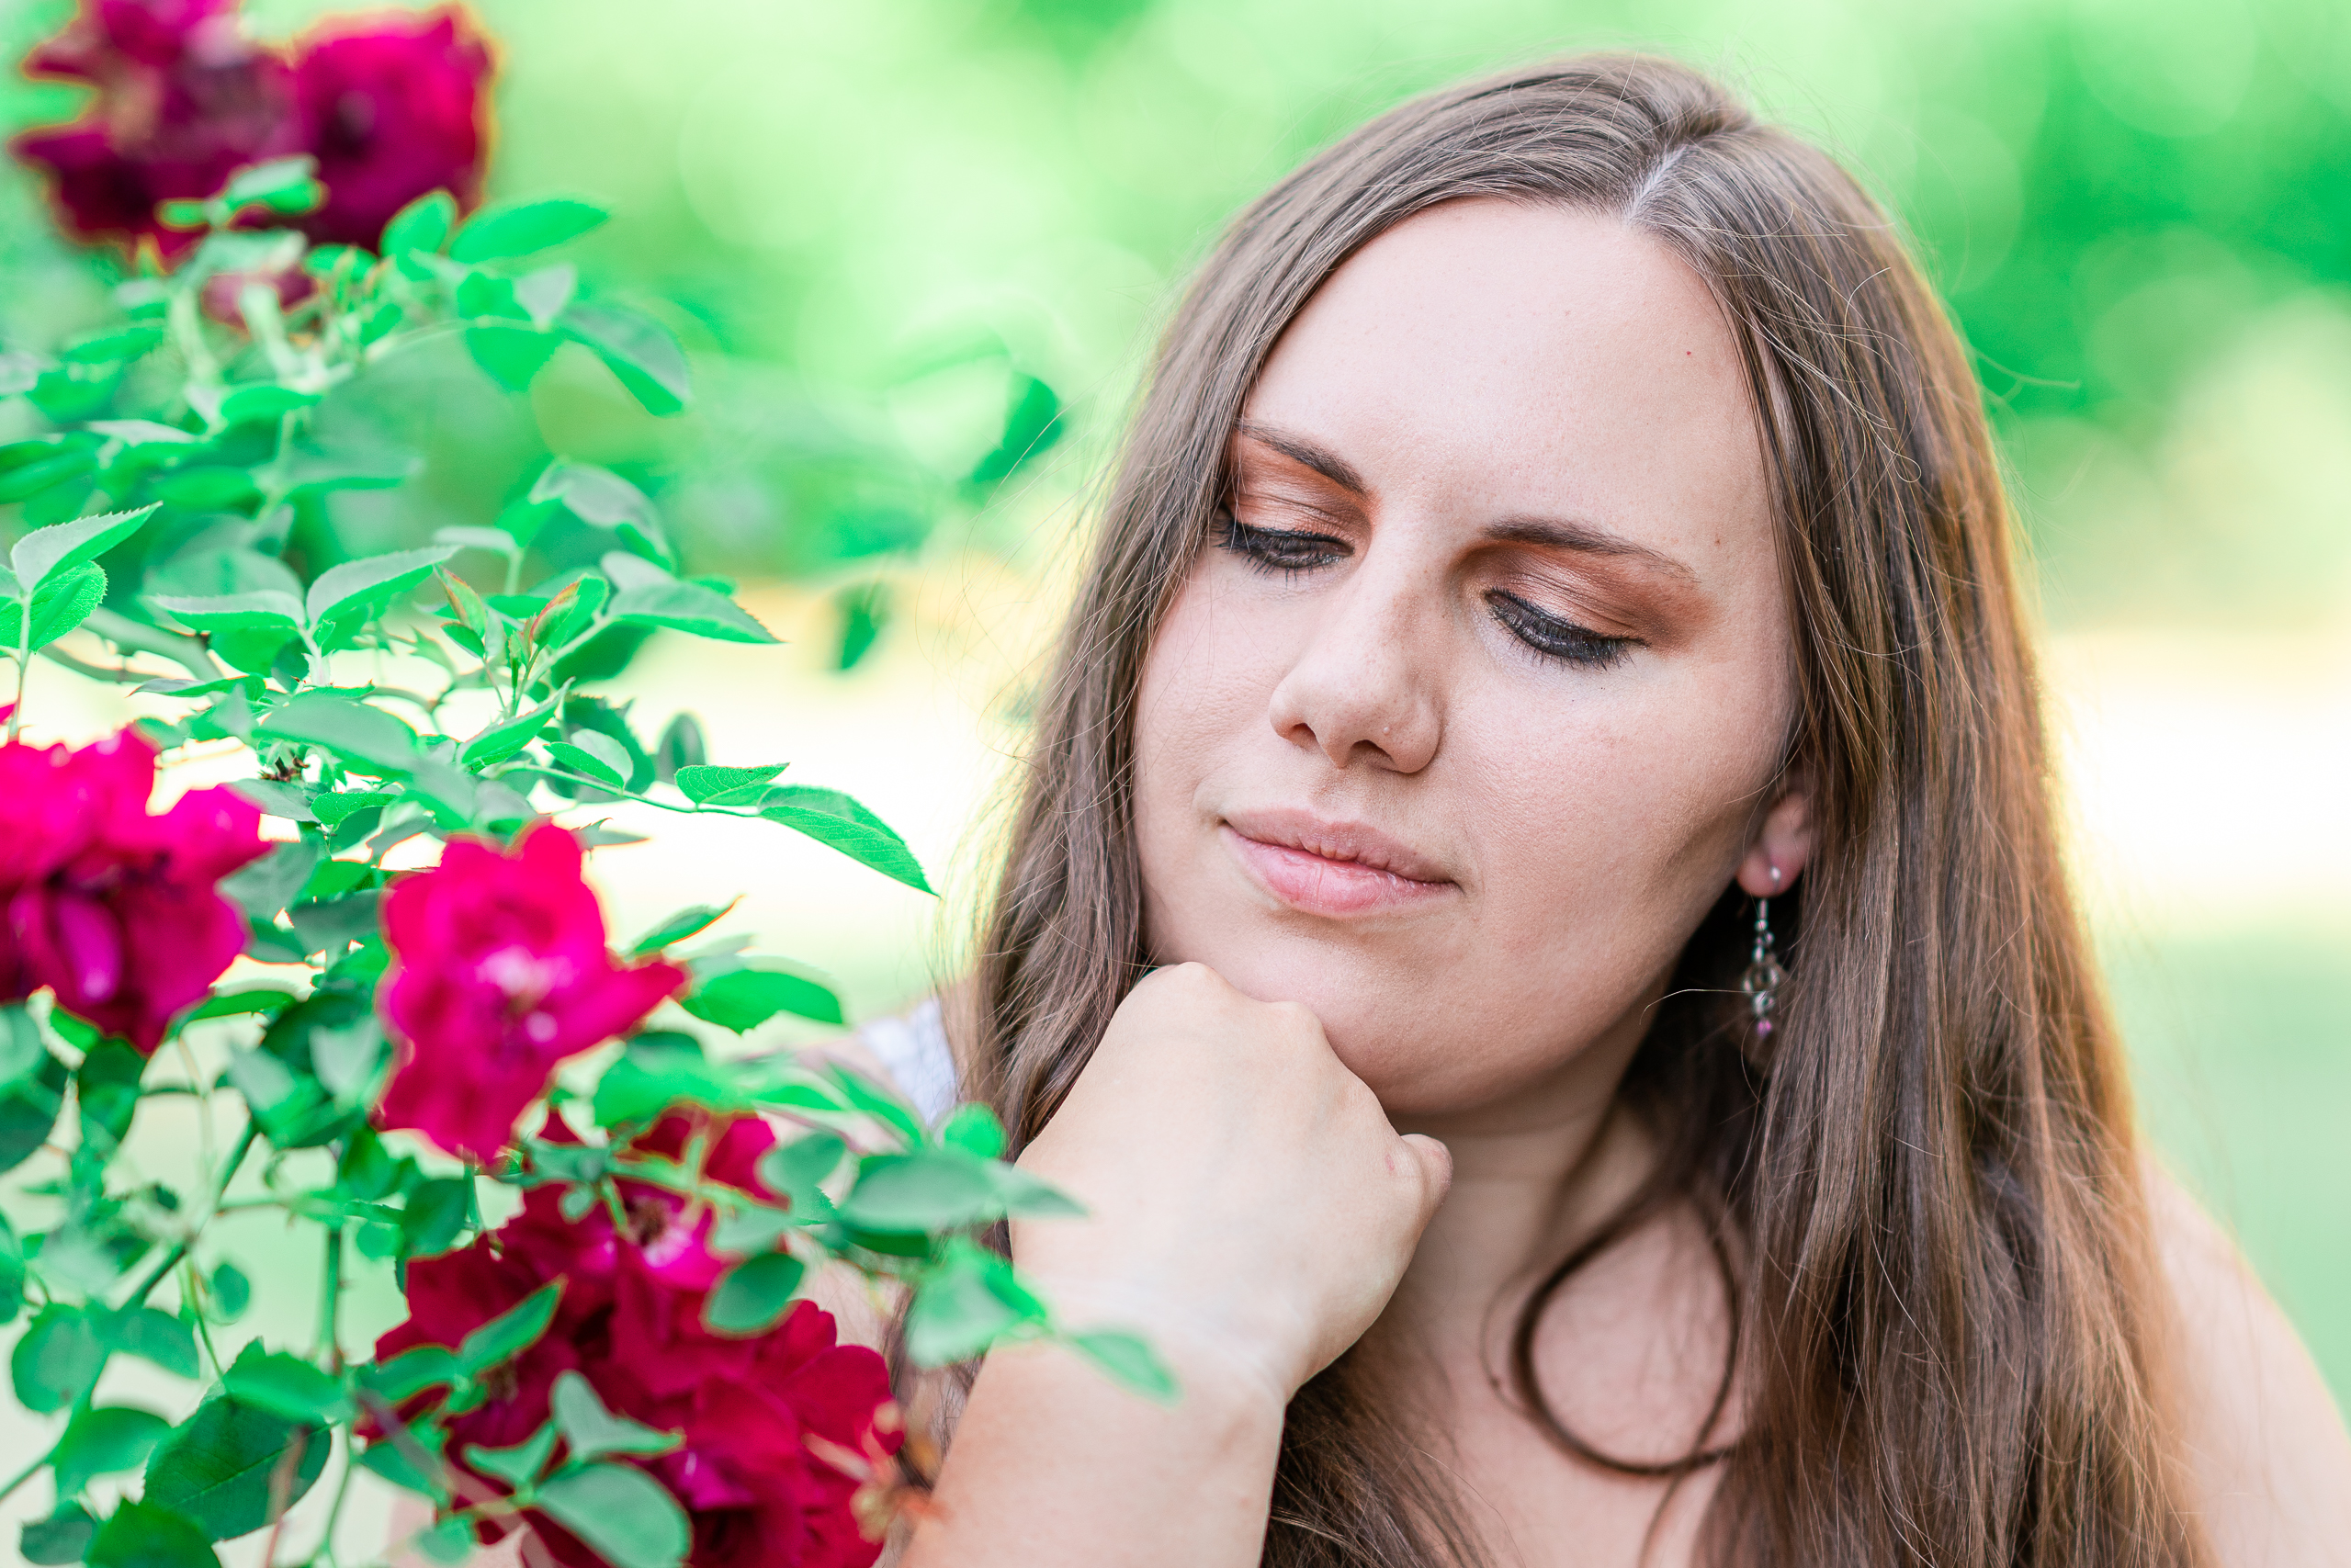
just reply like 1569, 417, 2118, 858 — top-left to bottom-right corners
1214, 511, 1350, 577
1486, 590, 1639, 669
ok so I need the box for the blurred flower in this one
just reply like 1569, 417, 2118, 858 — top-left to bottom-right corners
0, 728, 266, 1052
372, 1127, 898, 1568
9, 0, 492, 257
10, 0, 295, 258
376, 824, 684, 1162
288, 6, 492, 249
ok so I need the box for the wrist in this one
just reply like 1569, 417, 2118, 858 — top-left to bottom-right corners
1012, 1266, 1301, 1417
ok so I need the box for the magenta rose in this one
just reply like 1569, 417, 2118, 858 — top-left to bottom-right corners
10, 0, 297, 258
0, 728, 266, 1053
371, 1121, 899, 1568
288, 6, 492, 249
376, 824, 685, 1162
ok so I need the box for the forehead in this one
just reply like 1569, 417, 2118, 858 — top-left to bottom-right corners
1245, 198, 1766, 549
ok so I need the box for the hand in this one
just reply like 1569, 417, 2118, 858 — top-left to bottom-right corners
1012, 962, 1453, 1407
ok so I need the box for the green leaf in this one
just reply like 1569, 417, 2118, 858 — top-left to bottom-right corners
938, 1102, 1006, 1160
591, 1052, 749, 1128
108, 1304, 200, 1379
145, 1353, 330, 1540
703, 1251, 808, 1337
840, 1149, 1000, 1231
411, 1515, 476, 1563
221, 156, 321, 213
0, 1046, 69, 1174
8, 502, 158, 591
255, 693, 421, 775
826, 1063, 926, 1148
759, 785, 932, 893
679, 964, 842, 1032
86, 1498, 220, 1568
1067, 1329, 1180, 1403
673, 763, 786, 804
219, 840, 322, 919
222, 1350, 351, 1423
457, 1279, 563, 1373
449, 197, 608, 262
225, 1047, 301, 1123
401, 1176, 471, 1258
52, 1404, 171, 1495
60, 326, 164, 366
549, 1370, 682, 1460
534, 1461, 692, 1568
459, 685, 567, 769
544, 737, 624, 787
559, 299, 690, 416
382, 189, 458, 255
652, 713, 706, 782
210, 382, 318, 429
529, 459, 671, 566
12, 1303, 107, 1413
209, 1262, 251, 1322
356, 1436, 448, 1503
146, 590, 305, 636
462, 1422, 558, 1489
357, 1344, 460, 1403
0, 446, 95, 503
611, 575, 775, 643
0, 560, 108, 654
467, 323, 560, 390
311, 789, 398, 828
305, 545, 460, 627
626, 901, 733, 955
20, 1504, 96, 1564
757, 1131, 847, 1208
905, 1241, 1050, 1367
832, 579, 891, 671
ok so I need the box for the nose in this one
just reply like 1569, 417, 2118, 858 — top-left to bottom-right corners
1264, 560, 1442, 773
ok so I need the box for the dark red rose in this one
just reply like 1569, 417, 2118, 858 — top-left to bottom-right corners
0, 728, 266, 1053
370, 1121, 898, 1568
9, 0, 295, 258
377, 825, 685, 1163
288, 6, 491, 249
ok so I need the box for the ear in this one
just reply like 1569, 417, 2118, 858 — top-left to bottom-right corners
1736, 770, 1814, 897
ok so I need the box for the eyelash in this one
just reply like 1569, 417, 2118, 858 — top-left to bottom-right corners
1211, 509, 1640, 671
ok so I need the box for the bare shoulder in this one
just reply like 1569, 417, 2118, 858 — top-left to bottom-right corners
2144, 1162, 2351, 1565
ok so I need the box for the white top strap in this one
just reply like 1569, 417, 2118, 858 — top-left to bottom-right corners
856, 996, 959, 1127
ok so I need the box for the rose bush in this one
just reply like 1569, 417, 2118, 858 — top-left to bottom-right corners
0, 1, 1170, 1565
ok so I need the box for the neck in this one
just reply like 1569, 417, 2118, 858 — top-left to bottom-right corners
1376, 1005, 1656, 1371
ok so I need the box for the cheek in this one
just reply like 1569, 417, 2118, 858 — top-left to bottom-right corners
1133, 574, 1279, 867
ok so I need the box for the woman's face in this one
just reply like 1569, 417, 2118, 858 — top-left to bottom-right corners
1132, 198, 1807, 1120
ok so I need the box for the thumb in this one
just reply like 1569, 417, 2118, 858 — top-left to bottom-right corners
1398, 1133, 1452, 1224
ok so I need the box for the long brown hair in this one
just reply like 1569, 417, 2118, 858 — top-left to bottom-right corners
963, 53, 2206, 1568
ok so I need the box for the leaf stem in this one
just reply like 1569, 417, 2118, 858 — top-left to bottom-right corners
128, 1118, 259, 1305
0, 1446, 51, 1506
319, 1222, 345, 1367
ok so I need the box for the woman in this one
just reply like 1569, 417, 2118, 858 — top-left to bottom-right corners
860, 54, 2351, 1568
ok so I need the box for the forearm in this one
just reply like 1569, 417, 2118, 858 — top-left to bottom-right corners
901, 1338, 1286, 1568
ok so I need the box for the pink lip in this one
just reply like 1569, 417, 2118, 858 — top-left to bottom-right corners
1218, 809, 1455, 918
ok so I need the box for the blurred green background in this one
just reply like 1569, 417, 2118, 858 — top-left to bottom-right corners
2, 0, 2345, 1412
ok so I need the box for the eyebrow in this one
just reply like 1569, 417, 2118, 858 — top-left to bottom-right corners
1236, 421, 1366, 492
1485, 517, 1699, 584
1236, 420, 1700, 585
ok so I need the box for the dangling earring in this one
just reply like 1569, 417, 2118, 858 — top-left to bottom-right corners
1742, 865, 1785, 1044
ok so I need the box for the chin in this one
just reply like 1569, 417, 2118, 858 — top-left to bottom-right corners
1174, 924, 1543, 1117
